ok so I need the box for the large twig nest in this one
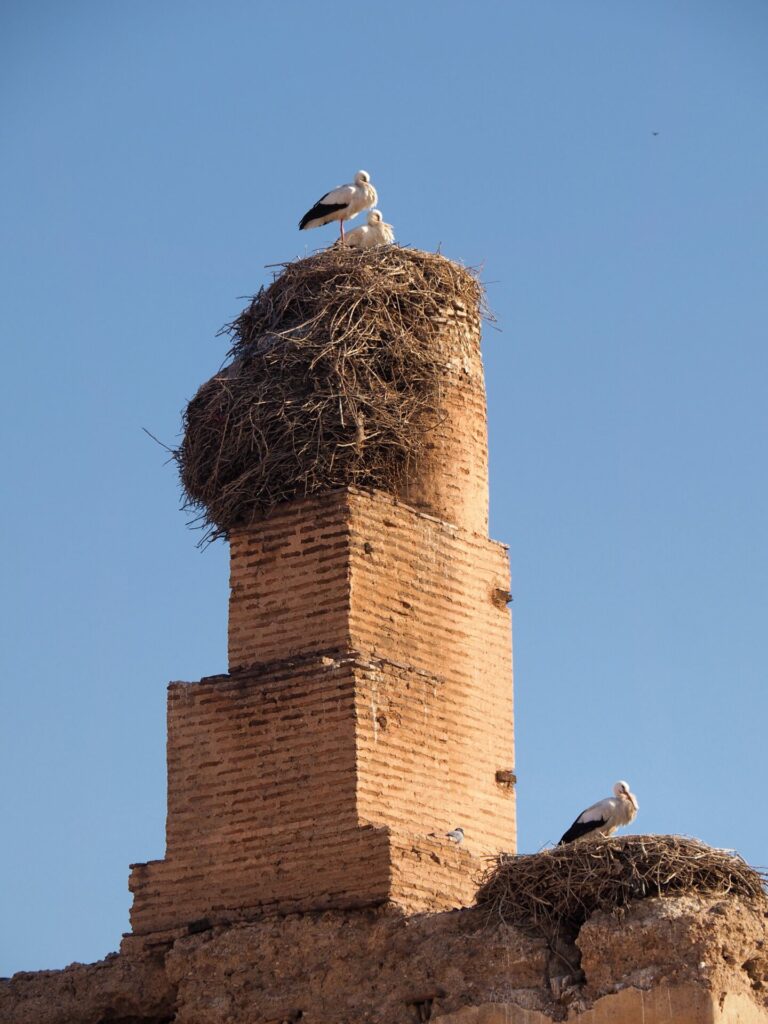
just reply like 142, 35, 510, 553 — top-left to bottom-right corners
475, 835, 767, 931
177, 245, 483, 543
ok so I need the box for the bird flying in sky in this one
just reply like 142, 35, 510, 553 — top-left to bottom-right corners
344, 209, 395, 249
299, 170, 378, 242
558, 781, 638, 845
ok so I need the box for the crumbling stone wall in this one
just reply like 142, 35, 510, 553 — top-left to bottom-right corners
3, 896, 767, 1023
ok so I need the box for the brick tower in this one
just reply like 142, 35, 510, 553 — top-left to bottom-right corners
127, 251, 515, 938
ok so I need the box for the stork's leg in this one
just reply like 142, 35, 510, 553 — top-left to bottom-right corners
340, 219, 345, 243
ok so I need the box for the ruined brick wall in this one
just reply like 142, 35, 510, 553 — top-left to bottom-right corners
392, 295, 489, 534
5, 896, 768, 1023
227, 494, 353, 669
130, 488, 514, 936
129, 657, 386, 935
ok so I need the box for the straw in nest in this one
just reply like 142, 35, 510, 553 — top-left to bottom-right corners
475, 835, 767, 932
177, 245, 483, 543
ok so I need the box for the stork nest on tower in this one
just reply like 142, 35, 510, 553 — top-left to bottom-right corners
177, 245, 484, 543
475, 835, 767, 932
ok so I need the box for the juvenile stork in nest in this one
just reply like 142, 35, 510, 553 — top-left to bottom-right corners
344, 209, 395, 249
299, 170, 378, 242
558, 780, 638, 845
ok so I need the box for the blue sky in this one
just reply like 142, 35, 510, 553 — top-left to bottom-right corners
1, 1, 766, 976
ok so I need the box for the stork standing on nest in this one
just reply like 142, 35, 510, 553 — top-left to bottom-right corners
299, 170, 378, 242
558, 781, 638, 845
344, 209, 395, 249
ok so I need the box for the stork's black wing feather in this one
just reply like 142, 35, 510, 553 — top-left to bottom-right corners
558, 816, 607, 846
299, 200, 348, 230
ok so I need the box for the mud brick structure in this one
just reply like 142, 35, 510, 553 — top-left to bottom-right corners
3, 249, 766, 1024
128, 286, 515, 933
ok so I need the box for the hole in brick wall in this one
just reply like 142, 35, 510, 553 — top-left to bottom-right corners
414, 999, 433, 1022
187, 917, 213, 934
492, 587, 513, 608
363, 541, 374, 554
495, 769, 517, 789
744, 957, 768, 991
406, 990, 445, 1022
376, 714, 388, 730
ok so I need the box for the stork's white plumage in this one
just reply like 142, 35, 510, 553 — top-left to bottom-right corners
344, 209, 395, 249
558, 781, 638, 845
299, 170, 378, 241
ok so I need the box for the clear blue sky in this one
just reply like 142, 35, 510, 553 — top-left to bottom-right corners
2, 1, 766, 977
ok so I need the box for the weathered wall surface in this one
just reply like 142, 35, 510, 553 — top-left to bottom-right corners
392, 294, 489, 534
130, 488, 514, 935
128, 653, 509, 935
227, 493, 353, 670
437, 987, 768, 1024
228, 488, 515, 856
3, 896, 767, 1024
0, 953, 175, 1024
227, 487, 512, 677
129, 654, 397, 936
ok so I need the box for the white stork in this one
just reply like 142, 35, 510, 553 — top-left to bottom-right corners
298, 170, 378, 242
344, 209, 395, 249
558, 780, 638, 845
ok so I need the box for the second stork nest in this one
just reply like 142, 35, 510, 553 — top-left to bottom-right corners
475, 835, 767, 932
178, 245, 483, 542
